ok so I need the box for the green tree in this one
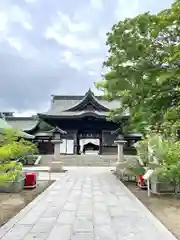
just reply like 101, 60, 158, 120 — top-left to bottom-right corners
96, 0, 180, 134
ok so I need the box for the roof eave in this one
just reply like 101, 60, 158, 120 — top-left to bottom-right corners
21, 132, 35, 139
38, 112, 129, 120
24, 122, 39, 133
5, 116, 39, 133
38, 113, 107, 119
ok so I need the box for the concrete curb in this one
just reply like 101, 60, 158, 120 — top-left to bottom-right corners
34, 155, 42, 165
118, 179, 177, 239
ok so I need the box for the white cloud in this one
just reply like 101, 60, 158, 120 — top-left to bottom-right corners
88, 70, 98, 76
24, 0, 37, 3
59, 50, 83, 71
98, 29, 108, 43
46, 29, 99, 52
6, 37, 23, 52
6, 36, 38, 59
0, 12, 8, 41
62, 50, 73, 61
22, 21, 32, 30
85, 58, 103, 66
0, 5, 32, 42
84, 57, 103, 74
0, 5, 37, 58
10, 5, 33, 30
58, 34, 99, 51
90, 0, 103, 10
115, 0, 140, 20
57, 12, 90, 33
46, 11, 91, 36
59, 50, 103, 74
45, 12, 99, 52
0, 12, 8, 32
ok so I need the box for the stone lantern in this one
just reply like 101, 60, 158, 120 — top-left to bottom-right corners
50, 127, 66, 172
114, 134, 127, 177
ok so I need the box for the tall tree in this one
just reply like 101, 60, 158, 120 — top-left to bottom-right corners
96, 0, 180, 134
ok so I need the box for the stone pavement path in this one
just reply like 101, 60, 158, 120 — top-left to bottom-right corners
0, 167, 177, 240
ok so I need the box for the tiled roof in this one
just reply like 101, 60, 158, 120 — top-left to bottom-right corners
0, 117, 35, 139
39, 89, 122, 117
6, 117, 39, 131
0, 118, 12, 129
35, 127, 66, 137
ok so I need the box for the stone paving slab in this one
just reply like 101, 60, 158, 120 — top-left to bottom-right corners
0, 167, 177, 240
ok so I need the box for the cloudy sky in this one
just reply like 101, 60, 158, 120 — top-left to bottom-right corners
0, 0, 173, 116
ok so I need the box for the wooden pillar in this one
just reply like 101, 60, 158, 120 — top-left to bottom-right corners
73, 131, 79, 154
99, 131, 102, 155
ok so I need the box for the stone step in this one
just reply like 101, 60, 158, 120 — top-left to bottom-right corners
40, 155, 137, 167
40, 154, 118, 166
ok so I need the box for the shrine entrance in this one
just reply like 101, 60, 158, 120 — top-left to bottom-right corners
77, 130, 102, 155
82, 141, 99, 154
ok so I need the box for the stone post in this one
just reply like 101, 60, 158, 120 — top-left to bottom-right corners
50, 127, 66, 172
53, 140, 62, 161
50, 139, 64, 172
116, 141, 126, 162
114, 140, 127, 178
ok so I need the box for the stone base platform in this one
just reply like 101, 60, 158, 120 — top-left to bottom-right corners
50, 161, 64, 173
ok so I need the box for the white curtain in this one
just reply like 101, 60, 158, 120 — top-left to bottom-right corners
80, 138, 99, 152
66, 140, 74, 154
60, 139, 74, 154
60, 139, 66, 154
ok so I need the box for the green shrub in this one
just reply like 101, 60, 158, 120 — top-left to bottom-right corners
126, 163, 146, 176
0, 129, 38, 183
135, 137, 148, 165
135, 133, 180, 193
0, 161, 23, 184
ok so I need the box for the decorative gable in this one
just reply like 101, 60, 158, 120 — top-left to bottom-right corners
65, 89, 109, 112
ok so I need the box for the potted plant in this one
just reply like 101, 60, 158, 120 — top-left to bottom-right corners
144, 135, 180, 195
126, 163, 147, 188
150, 167, 175, 194
132, 135, 161, 189
0, 161, 25, 193
0, 129, 38, 193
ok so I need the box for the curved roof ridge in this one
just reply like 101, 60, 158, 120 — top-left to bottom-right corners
38, 110, 107, 119
64, 89, 109, 112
